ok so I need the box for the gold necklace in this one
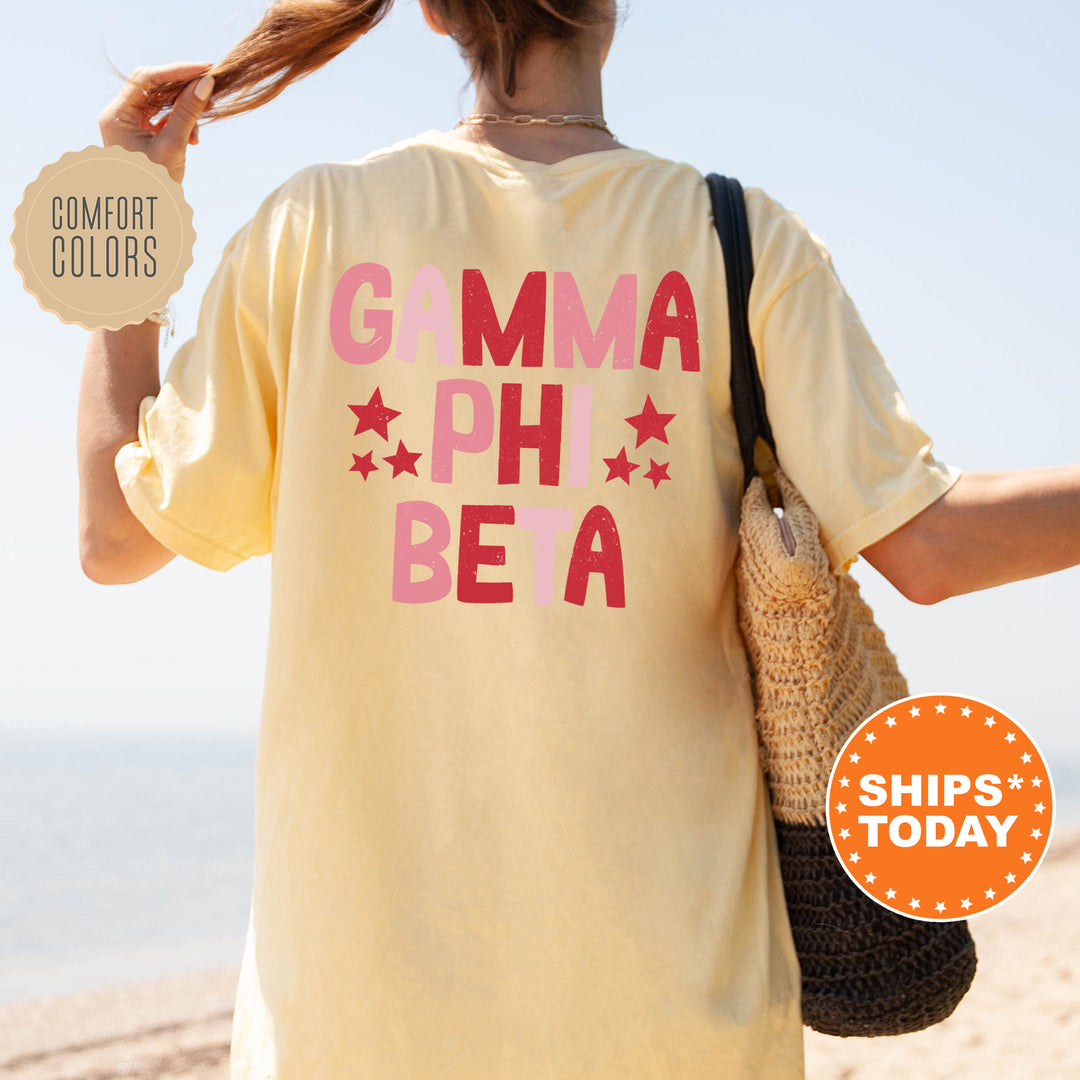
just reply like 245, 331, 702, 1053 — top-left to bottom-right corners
457, 112, 616, 139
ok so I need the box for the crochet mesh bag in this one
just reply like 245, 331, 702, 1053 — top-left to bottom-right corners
707, 173, 977, 1037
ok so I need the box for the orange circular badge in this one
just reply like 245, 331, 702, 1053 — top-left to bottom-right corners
827, 693, 1055, 921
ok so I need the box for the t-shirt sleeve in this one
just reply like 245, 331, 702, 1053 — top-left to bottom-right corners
114, 191, 293, 572
746, 193, 961, 572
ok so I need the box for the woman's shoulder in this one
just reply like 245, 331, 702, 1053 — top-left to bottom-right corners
655, 160, 837, 294
743, 185, 833, 281
245, 135, 438, 216
733, 183, 839, 306
276, 131, 454, 190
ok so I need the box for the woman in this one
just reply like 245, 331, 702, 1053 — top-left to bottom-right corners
78, 2, 1080, 1078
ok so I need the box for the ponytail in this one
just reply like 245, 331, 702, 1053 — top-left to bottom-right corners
137, 0, 394, 122
136, 0, 613, 122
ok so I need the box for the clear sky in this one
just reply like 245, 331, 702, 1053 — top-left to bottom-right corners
3, 2, 1078, 767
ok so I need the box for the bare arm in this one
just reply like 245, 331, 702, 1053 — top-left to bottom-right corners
77, 322, 177, 583
79, 61, 215, 584
861, 466, 1080, 604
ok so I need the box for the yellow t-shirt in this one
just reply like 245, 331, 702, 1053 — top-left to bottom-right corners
115, 129, 960, 1080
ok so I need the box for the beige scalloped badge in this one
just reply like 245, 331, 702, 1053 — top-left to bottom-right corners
11, 145, 195, 330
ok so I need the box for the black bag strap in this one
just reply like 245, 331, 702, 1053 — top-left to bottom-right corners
705, 173, 778, 490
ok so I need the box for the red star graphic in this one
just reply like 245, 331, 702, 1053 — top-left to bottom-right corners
625, 395, 676, 448
349, 450, 378, 480
643, 460, 670, 489
603, 447, 639, 484
348, 388, 401, 441
384, 440, 423, 478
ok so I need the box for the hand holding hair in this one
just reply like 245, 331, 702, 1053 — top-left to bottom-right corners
98, 61, 215, 183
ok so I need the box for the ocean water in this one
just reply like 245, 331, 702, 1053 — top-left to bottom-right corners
0, 726, 257, 1007
1, 725, 1078, 1009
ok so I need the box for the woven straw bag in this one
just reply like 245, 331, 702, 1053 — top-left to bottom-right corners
707, 174, 977, 1036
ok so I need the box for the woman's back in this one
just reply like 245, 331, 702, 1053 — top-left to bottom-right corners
120, 130, 795, 1077
90, 3, 1075, 1077
114, 128, 958, 1078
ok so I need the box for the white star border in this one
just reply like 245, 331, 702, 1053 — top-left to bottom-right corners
824, 693, 1057, 921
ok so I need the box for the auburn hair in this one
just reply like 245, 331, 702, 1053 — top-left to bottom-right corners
137, 0, 614, 123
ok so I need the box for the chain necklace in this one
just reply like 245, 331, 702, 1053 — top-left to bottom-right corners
457, 112, 616, 139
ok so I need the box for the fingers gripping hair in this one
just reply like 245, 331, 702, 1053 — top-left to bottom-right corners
134, 0, 395, 123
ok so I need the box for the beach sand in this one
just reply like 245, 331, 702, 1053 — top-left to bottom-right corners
0, 965, 236, 1080
2, 829, 1077, 1080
